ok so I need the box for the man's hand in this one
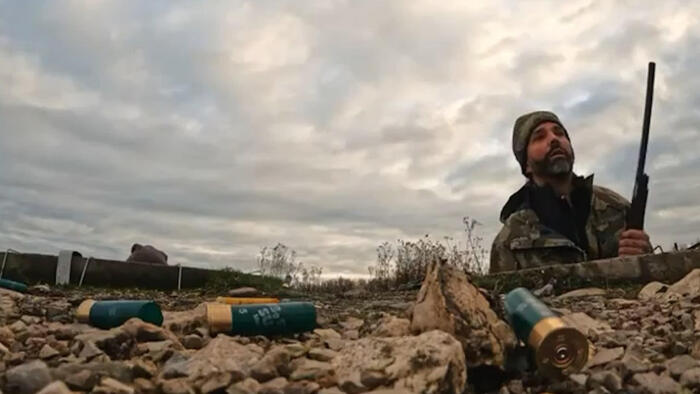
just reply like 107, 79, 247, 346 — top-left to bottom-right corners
618, 229, 652, 256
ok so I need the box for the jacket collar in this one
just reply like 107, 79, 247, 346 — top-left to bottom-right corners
499, 173, 594, 223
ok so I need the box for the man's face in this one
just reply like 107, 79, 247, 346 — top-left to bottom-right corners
525, 121, 575, 178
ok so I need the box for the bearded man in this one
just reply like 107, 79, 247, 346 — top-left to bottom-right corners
489, 111, 652, 273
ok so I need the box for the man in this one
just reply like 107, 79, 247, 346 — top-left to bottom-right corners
127, 243, 168, 265
489, 111, 652, 273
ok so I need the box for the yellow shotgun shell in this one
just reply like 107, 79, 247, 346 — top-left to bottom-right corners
215, 297, 280, 305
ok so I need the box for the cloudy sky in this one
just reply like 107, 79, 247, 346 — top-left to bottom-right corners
1, 0, 698, 277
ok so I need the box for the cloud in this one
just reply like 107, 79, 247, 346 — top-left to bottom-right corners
1, 0, 699, 277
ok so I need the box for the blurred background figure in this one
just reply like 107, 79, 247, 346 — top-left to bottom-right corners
127, 243, 168, 265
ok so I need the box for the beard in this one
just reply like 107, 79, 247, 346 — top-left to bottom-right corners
529, 147, 575, 178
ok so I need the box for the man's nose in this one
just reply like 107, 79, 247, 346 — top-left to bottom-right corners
546, 132, 565, 146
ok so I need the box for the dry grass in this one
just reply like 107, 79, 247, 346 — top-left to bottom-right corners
254, 216, 488, 295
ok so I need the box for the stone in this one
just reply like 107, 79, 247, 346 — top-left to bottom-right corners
587, 347, 624, 368
570, 373, 587, 386
639, 282, 668, 300
161, 353, 192, 379
333, 330, 466, 394
160, 378, 195, 394
324, 338, 345, 352
227, 377, 261, 394
121, 318, 183, 349
46, 300, 72, 321
308, 348, 337, 362
75, 328, 132, 360
228, 287, 259, 297
557, 287, 607, 299
289, 358, 335, 383
7, 351, 26, 365
131, 359, 157, 378
135, 340, 174, 356
671, 341, 687, 355
93, 377, 135, 394
360, 370, 390, 389
39, 343, 60, 359
680, 313, 694, 331
251, 347, 291, 382
182, 334, 204, 350
162, 303, 207, 336
631, 372, 680, 394
162, 335, 261, 381
588, 371, 622, 392
336, 371, 363, 394
664, 269, 700, 300
343, 330, 359, 340
134, 378, 156, 394
36, 381, 73, 394
317, 388, 344, 394
53, 361, 134, 383
666, 355, 699, 378
0, 341, 9, 355
283, 380, 320, 394
410, 259, 515, 367
620, 355, 651, 377
0, 326, 15, 346
5, 360, 52, 394
314, 329, 341, 340
371, 316, 411, 337
339, 317, 364, 331
532, 282, 554, 297
30, 284, 51, 293
285, 343, 308, 358
9, 319, 27, 333
259, 377, 288, 394
65, 369, 99, 391
561, 312, 613, 337
201, 372, 233, 394
680, 367, 700, 389
692, 338, 700, 359
21, 315, 42, 325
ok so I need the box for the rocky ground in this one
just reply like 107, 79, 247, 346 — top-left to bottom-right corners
2, 271, 700, 394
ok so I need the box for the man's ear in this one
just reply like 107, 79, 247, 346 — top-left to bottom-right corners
525, 161, 532, 176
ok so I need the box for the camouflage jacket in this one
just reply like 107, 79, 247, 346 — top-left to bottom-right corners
489, 175, 630, 273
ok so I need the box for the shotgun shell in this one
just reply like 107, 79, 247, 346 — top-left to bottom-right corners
504, 287, 589, 379
76, 299, 164, 329
0, 278, 27, 293
207, 302, 316, 336
215, 297, 280, 305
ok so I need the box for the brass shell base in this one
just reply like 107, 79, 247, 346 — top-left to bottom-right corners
529, 317, 589, 379
207, 303, 233, 335
76, 299, 96, 323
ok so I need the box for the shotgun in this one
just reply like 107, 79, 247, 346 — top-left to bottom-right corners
627, 62, 655, 230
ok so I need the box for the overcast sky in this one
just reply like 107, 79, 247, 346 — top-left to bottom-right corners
1, 1, 698, 277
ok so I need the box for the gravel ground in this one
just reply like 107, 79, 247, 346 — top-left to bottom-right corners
1, 277, 699, 394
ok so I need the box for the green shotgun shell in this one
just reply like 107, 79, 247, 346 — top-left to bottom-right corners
76, 299, 163, 329
504, 287, 589, 379
0, 278, 27, 293
207, 301, 316, 336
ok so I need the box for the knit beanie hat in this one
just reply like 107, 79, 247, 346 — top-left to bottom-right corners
512, 111, 570, 175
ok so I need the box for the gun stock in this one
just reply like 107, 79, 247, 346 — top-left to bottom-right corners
627, 62, 655, 230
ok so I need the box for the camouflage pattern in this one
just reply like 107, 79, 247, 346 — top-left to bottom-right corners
512, 111, 569, 174
489, 179, 630, 274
